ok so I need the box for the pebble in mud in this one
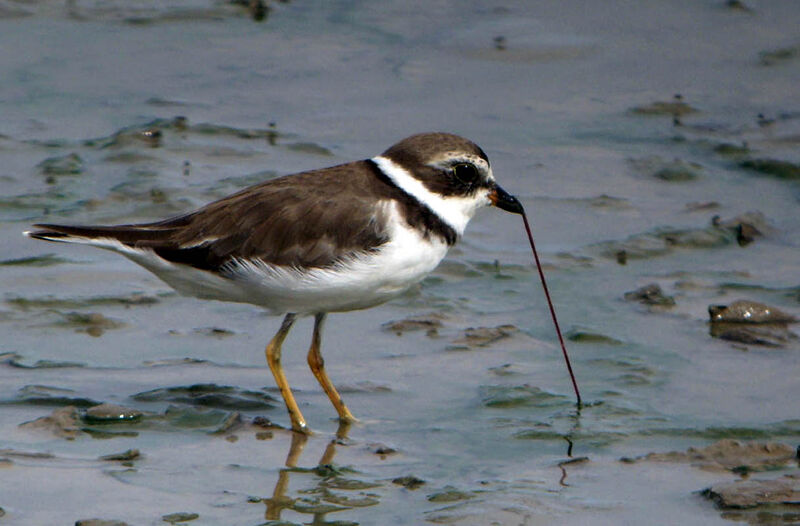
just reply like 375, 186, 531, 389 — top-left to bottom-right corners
709, 300, 796, 324
84, 403, 143, 423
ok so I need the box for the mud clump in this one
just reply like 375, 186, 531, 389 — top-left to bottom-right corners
132, 383, 277, 410
713, 142, 749, 157
336, 381, 391, 394
624, 283, 675, 308
595, 211, 772, 261
427, 486, 473, 503
162, 512, 199, 523
630, 156, 703, 182
621, 439, 797, 472
37, 152, 84, 177
99, 448, 140, 461
711, 212, 771, 247
370, 443, 398, 458
75, 520, 131, 526
382, 313, 445, 336
392, 475, 426, 490
450, 324, 519, 348
741, 158, 800, 180
481, 385, 568, 409
19, 406, 83, 439
12, 384, 99, 407
192, 326, 235, 338
566, 328, 623, 345
630, 98, 699, 116
57, 311, 126, 337
702, 476, 800, 509
758, 46, 799, 66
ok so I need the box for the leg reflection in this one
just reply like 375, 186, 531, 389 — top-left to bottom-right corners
263, 421, 353, 523
263, 431, 308, 520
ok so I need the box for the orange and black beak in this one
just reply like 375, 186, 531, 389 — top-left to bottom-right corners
489, 184, 524, 214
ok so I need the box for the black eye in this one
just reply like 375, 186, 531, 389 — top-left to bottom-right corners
452, 163, 479, 185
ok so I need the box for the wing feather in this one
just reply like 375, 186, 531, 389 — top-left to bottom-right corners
28, 161, 393, 271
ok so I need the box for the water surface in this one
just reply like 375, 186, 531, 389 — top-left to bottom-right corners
1, 1, 799, 524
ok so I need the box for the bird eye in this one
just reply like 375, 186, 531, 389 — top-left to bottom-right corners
452, 163, 479, 185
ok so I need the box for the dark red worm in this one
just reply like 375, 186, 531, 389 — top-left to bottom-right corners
520, 208, 582, 407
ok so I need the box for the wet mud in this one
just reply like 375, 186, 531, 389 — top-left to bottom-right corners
0, 1, 798, 524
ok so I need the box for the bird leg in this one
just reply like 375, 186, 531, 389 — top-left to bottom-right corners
265, 313, 309, 433
307, 313, 357, 424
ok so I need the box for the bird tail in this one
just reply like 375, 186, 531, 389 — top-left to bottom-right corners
25, 223, 174, 245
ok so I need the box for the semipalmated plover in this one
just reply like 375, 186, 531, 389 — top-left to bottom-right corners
26, 132, 524, 432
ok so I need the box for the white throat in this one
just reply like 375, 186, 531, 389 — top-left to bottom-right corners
371, 155, 489, 237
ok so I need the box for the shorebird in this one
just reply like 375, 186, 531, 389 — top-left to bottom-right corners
26, 132, 524, 432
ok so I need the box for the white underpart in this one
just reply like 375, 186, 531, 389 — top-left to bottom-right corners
25, 201, 451, 315
371, 155, 492, 237
223, 201, 450, 314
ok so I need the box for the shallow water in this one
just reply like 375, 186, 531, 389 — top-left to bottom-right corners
1, 1, 799, 524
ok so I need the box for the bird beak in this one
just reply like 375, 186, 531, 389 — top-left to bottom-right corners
489, 184, 524, 214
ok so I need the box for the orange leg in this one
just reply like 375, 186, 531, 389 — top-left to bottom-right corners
306, 313, 357, 424
265, 313, 309, 434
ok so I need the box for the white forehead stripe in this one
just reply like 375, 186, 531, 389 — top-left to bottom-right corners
371, 155, 490, 237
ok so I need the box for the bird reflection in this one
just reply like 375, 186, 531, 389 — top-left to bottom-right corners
262, 421, 357, 524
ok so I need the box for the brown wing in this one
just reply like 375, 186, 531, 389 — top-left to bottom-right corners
30, 160, 394, 271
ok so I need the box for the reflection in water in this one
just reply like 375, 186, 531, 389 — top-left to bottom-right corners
262, 422, 372, 525
709, 321, 796, 347
558, 407, 584, 487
